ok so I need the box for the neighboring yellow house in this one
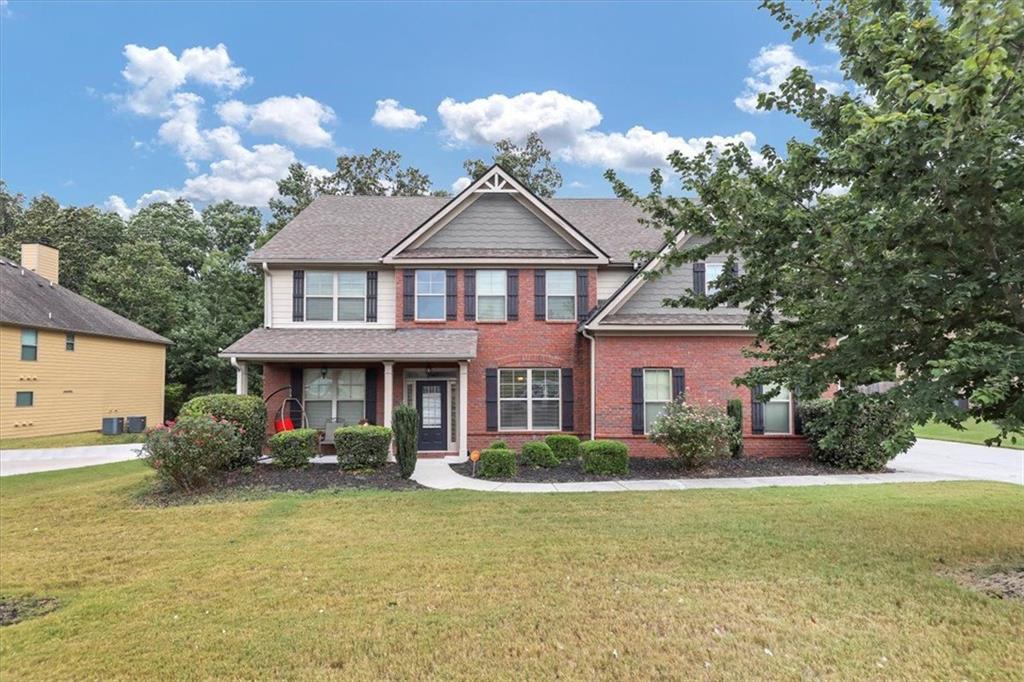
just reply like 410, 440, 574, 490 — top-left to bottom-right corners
0, 244, 170, 440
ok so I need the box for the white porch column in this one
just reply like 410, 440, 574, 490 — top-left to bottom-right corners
233, 359, 248, 396
458, 361, 469, 456
382, 362, 394, 428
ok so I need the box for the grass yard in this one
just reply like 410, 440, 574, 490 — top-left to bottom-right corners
914, 419, 1023, 449
1, 463, 1022, 680
0, 431, 145, 451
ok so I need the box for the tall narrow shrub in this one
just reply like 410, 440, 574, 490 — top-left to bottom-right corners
393, 404, 419, 479
726, 398, 744, 459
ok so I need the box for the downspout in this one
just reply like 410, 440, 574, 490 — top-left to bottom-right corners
580, 327, 596, 440
262, 262, 272, 328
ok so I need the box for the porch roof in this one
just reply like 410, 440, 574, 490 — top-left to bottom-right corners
220, 328, 478, 361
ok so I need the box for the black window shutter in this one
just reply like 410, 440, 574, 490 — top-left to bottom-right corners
292, 270, 305, 322
534, 270, 546, 320
485, 368, 498, 431
366, 271, 378, 322
728, 262, 740, 307
364, 368, 378, 425
672, 368, 685, 402
751, 385, 765, 435
507, 270, 519, 321
446, 269, 457, 320
561, 368, 574, 431
793, 393, 803, 435
693, 262, 706, 296
403, 269, 415, 321
576, 270, 590, 321
631, 368, 644, 435
290, 367, 304, 425
464, 270, 476, 321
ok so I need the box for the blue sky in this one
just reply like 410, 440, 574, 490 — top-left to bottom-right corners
1, 1, 842, 216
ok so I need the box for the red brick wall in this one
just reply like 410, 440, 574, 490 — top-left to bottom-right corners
592, 335, 810, 458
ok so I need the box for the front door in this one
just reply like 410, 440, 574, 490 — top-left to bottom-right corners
416, 381, 448, 451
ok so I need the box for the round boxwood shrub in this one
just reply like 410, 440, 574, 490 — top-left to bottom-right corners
392, 404, 419, 479
520, 440, 559, 468
580, 439, 629, 476
477, 448, 517, 478
544, 434, 581, 461
141, 415, 240, 491
334, 425, 392, 469
268, 428, 319, 468
488, 440, 510, 450
179, 393, 267, 467
800, 396, 915, 471
648, 401, 734, 469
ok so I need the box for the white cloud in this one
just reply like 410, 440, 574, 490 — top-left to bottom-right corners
217, 95, 336, 148
735, 43, 844, 114
568, 127, 758, 172
451, 176, 472, 193
157, 93, 210, 167
372, 99, 427, 130
120, 43, 249, 116
215, 99, 249, 125
105, 189, 180, 219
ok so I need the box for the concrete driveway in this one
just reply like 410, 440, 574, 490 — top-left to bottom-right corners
0, 443, 142, 477
891, 438, 1023, 485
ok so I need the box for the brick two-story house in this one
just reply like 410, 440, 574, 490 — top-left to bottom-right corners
221, 165, 807, 457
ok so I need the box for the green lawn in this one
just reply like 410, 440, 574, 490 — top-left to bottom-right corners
0, 430, 144, 451
914, 419, 1023, 449
1, 463, 1022, 680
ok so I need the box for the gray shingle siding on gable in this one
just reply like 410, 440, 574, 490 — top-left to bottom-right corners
414, 194, 577, 252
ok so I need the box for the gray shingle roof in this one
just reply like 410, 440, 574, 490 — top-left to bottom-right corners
402, 247, 592, 259
249, 196, 663, 265
0, 257, 171, 345
220, 327, 478, 359
600, 312, 750, 326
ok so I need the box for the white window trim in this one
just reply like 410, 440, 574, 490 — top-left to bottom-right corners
415, 270, 447, 321
705, 262, 725, 296
642, 368, 672, 435
498, 368, 561, 432
303, 368, 367, 428
763, 385, 794, 435
305, 271, 368, 323
546, 270, 577, 321
337, 272, 368, 322
476, 269, 507, 322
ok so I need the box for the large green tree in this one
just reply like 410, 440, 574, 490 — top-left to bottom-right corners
607, 0, 1023, 439
464, 132, 563, 197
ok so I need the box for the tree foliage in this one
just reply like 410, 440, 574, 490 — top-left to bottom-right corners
464, 132, 563, 197
607, 0, 1024, 440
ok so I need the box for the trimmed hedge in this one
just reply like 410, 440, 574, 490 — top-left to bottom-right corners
334, 425, 392, 469
521, 440, 559, 468
392, 404, 418, 479
268, 428, 319, 468
179, 393, 267, 467
478, 448, 517, 478
581, 439, 629, 476
545, 434, 581, 461
800, 396, 915, 471
488, 440, 510, 450
726, 398, 744, 458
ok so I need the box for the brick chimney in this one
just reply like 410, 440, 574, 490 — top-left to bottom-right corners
21, 243, 60, 283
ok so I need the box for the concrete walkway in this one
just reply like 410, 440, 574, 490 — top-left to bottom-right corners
0, 443, 142, 477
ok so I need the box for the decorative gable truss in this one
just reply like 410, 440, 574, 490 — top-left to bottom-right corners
382, 165, 609, 265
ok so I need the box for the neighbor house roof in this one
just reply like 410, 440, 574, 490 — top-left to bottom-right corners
220, 328, 478, 360
0, 257, 171, 345
249, 196, 663, 265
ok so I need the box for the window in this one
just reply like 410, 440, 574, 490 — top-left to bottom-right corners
498, 368, 560, 431
305, 272, 367, 322
305, 272, 334, 321
65, 332, 75, 351
476, 270, 506, 321
416, 270, 446, 320
546, 270, 576, 321
705, 263, 725, 296
303, 368, 366, 429
16, 391, 33, 407
643, 369, 671, 433
20, 329, 37, 361
764, 385, 792, 434
337, 272, 366, 322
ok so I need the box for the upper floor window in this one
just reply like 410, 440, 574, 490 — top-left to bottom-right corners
416, 270, 446, 321
303, 368, 366, 429
21, 329, 37, 361
16, 391, 34, 407
764, 385, 793, 434
705, 263, 725, 296
643, 368, 672, 433
546, 270, 576, 321
476, 270, 507, 321
498, 368, 560, 431
65, 332, 76, 351
305, 272, 366, 322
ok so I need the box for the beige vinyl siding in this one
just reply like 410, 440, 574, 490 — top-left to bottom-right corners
269, 268, 396, 328
597, 268, 632, 303
0, 325, 165, 439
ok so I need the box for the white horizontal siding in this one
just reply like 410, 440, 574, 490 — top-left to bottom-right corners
269, 268, 396, 328
597, 268, 632, 303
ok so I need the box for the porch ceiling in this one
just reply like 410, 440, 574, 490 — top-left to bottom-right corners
219, 327, 478, 361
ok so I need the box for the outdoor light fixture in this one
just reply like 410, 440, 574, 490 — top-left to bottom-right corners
320, 367, 328, 379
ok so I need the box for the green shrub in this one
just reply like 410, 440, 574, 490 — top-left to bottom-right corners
649, 400, 734, 469
268, 428, 319, 468
580, 440, 629, 476
141, 415, 240, 491
726, 398, 744, 458
334, 425, 392, 469
520, 440, 559, 468
179, 393, 267, 467
478, 448, 517, 478
800, 396, 915, 471
544, 434, 581, 461
488, 440, 510, 450
392, 404, 418, 479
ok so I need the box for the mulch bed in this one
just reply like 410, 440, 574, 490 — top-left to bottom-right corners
140, 463, 422, 506
0, 596, 59, 626
451, 456, 883, 483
